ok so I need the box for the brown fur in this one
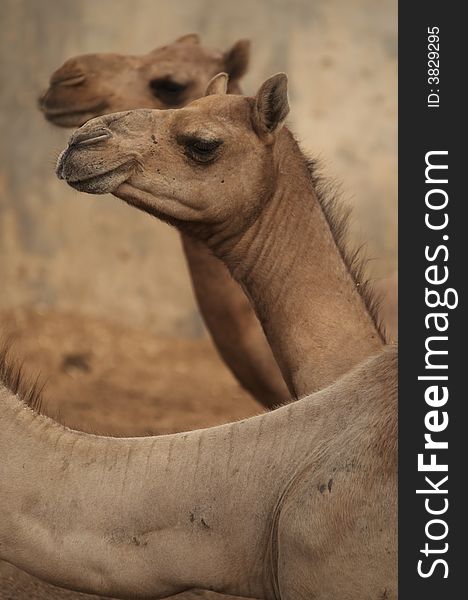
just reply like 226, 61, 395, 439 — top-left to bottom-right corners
1, 340, 397, 599
40, 35, 290, 409
39, 34, 250, 127
0, 342, 44, 414
56, 74, 385, 397
306, 156, 387, 342
41, 35, 396, 410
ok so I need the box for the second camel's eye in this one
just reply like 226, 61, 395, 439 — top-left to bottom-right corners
149, 79, 188, 105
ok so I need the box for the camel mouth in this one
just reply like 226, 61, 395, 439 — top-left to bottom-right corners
60, 160, 136, 195
41, 101, 110, 127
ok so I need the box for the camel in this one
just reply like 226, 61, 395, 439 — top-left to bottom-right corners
0, 74, 397, 600
40, 34, 397, 408
57, 73, 386, 399
39, 34, 250, 126
39, 33, 288, 409
0, 340, 397, 600
0, 562, 231, 600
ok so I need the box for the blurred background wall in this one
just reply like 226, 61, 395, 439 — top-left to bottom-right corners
0, 0, 397, 337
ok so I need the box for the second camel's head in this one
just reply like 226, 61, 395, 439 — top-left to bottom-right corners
40, 34, 250, 127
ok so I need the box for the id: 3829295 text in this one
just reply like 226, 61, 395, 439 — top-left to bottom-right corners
427, 26, 440, 108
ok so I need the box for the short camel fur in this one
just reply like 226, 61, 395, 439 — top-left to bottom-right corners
0, 75, 397, 600
42, 35, 397, 406
58, 74, 385, 398
40, 34, 289, 408
0, 342, 397, 600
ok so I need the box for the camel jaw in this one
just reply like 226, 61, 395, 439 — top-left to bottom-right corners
40, 101, 110, 128
57, 152, 136, 195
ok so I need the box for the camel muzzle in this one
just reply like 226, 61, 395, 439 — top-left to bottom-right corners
69, 128, 113, 147
39, 72, 87, 110
50, 72, 86, 87
56, 128, 112, 181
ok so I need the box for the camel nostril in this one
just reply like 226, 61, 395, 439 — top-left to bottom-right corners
70, 128, 112, 148
50, 73, 86, 87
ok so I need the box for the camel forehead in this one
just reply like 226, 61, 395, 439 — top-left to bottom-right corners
176, 95, 254, 133
146, 45, 224, 80
76, 98, 253, 137
99, 99, 253, 138
61, 45, 222, 81
60, 52, 139, 74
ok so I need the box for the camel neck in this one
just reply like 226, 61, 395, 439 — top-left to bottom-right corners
213, 130, 384, 398
0, 346, 397, 599
0, 383, 308, 599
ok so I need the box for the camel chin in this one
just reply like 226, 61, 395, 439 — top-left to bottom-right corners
40, 97, 110, 128
44, 111, 98, 128
67, 163, 133, 195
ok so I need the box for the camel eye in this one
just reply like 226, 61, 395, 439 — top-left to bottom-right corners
149, 78, 187, 105
184, 138, 223, 164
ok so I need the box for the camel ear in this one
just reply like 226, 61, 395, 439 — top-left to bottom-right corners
175, 33, 200, 46
224, 39, 250, 80
252, 73, 289, 140
205, 73, 228, 96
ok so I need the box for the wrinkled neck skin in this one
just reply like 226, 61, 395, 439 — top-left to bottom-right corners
181, 236, 289, 408
210, 130, 384, 398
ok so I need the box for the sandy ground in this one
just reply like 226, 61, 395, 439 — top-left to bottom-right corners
0, 308, 260, 600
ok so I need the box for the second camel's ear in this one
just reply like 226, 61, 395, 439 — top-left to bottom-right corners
223, 39, 251, 80
205, 72, 228, 96
252, 73, 289, 141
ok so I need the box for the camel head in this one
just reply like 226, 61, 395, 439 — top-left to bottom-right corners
57, 73, 290, 241
40, 34, 250, 127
